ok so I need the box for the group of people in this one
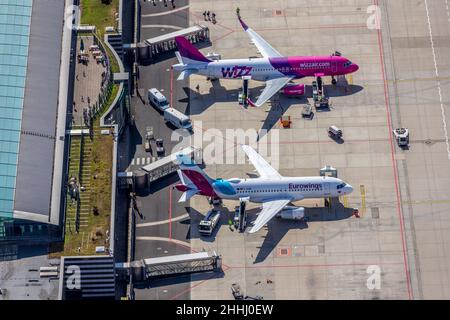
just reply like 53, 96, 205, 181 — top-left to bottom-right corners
148, 0, 176, 9
202, 11, 217, 24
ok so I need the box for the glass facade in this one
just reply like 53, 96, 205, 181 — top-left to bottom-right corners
0, 0, 33, 218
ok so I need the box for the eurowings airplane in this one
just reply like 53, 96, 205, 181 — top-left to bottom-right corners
174, 146, 354, 234
172, 15, 359, 107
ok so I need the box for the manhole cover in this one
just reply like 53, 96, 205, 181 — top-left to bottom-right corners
277, 247, 292, 256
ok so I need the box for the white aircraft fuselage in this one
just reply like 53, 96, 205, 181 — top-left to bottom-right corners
211, 176, 353, 203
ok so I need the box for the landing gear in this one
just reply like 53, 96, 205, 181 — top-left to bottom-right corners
209, 197, 222, 206
331, 76, 337, 85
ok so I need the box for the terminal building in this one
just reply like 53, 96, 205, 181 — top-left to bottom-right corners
0, 0, 70, 242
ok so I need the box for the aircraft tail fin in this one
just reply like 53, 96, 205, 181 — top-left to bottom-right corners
175, 154, 216, 198
175, 36, 211, 64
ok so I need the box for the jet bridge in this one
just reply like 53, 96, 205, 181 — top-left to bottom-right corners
117, 251, 222, 281
135, 25, 210, 63
120, 146, 202, 190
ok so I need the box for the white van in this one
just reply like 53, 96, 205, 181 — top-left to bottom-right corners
148, 88, 169, 111
163, 107, 193, 131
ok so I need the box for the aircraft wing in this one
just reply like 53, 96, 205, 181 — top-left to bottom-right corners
248, 199, 291, 234
238, 16, 283, 58
252, 76, 294, 107
241, 145, 282, 179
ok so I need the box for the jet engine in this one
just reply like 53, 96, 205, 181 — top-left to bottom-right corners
276, 206, 305, 220
282, 83, 305, 96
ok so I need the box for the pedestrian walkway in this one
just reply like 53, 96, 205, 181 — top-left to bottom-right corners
130, 156, 154, 166
72, 36, 107, 126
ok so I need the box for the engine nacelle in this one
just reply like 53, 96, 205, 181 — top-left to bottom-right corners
276, 207, 305, 220
282, 84, 305, 96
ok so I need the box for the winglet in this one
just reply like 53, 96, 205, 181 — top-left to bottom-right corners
246, 98, 257, 107
238, 15, 249, 31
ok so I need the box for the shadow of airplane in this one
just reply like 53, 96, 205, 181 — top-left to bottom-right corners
180, 81, 363, 140
253, 201, 356, 263
180, 82, 268, 116
133, 269, 225, 289
133, 171, 180, 197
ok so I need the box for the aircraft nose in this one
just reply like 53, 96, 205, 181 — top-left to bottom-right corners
344, 184, 354, 194
352, 64, 359, 73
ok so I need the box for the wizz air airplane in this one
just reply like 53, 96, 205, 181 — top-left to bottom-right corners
175, 146, 354, 234
172, 14, 359, 107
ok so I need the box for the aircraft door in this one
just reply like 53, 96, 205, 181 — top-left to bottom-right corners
323, 182, 331, 196
332, 60, 338, 74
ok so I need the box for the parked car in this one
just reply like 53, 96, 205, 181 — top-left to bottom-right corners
155, 138, 165, 156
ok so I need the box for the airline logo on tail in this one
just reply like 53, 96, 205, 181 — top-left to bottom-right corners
175, 154, 217, 201
174, 36, 211, 64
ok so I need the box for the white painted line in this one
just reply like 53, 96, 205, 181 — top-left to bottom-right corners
141, 24, 183, 30
141, 4, 190, 18
446, 0, 450, 22
135, 236, 191, 248
136, 213, 190, 227
147, 157, 151, 164
136, 157, 140, 165
131, 158, 135, 166
425, 0, 450, 162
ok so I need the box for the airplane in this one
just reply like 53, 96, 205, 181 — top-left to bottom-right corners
174, 145, 354, 234
172, 13, 359, 107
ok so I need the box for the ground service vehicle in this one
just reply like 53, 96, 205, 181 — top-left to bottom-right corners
163, 108, 193, 131
198, 210, 221, 236
148, 88, 169, 111
328, 125, 343, 139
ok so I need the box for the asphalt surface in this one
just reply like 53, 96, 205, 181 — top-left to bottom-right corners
128, 0, 194, 300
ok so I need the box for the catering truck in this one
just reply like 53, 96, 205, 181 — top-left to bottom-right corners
198, 210, 221, 236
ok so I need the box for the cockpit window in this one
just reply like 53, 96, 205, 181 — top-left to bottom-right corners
344, 61, 352, 68
337, 183, 347, 190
